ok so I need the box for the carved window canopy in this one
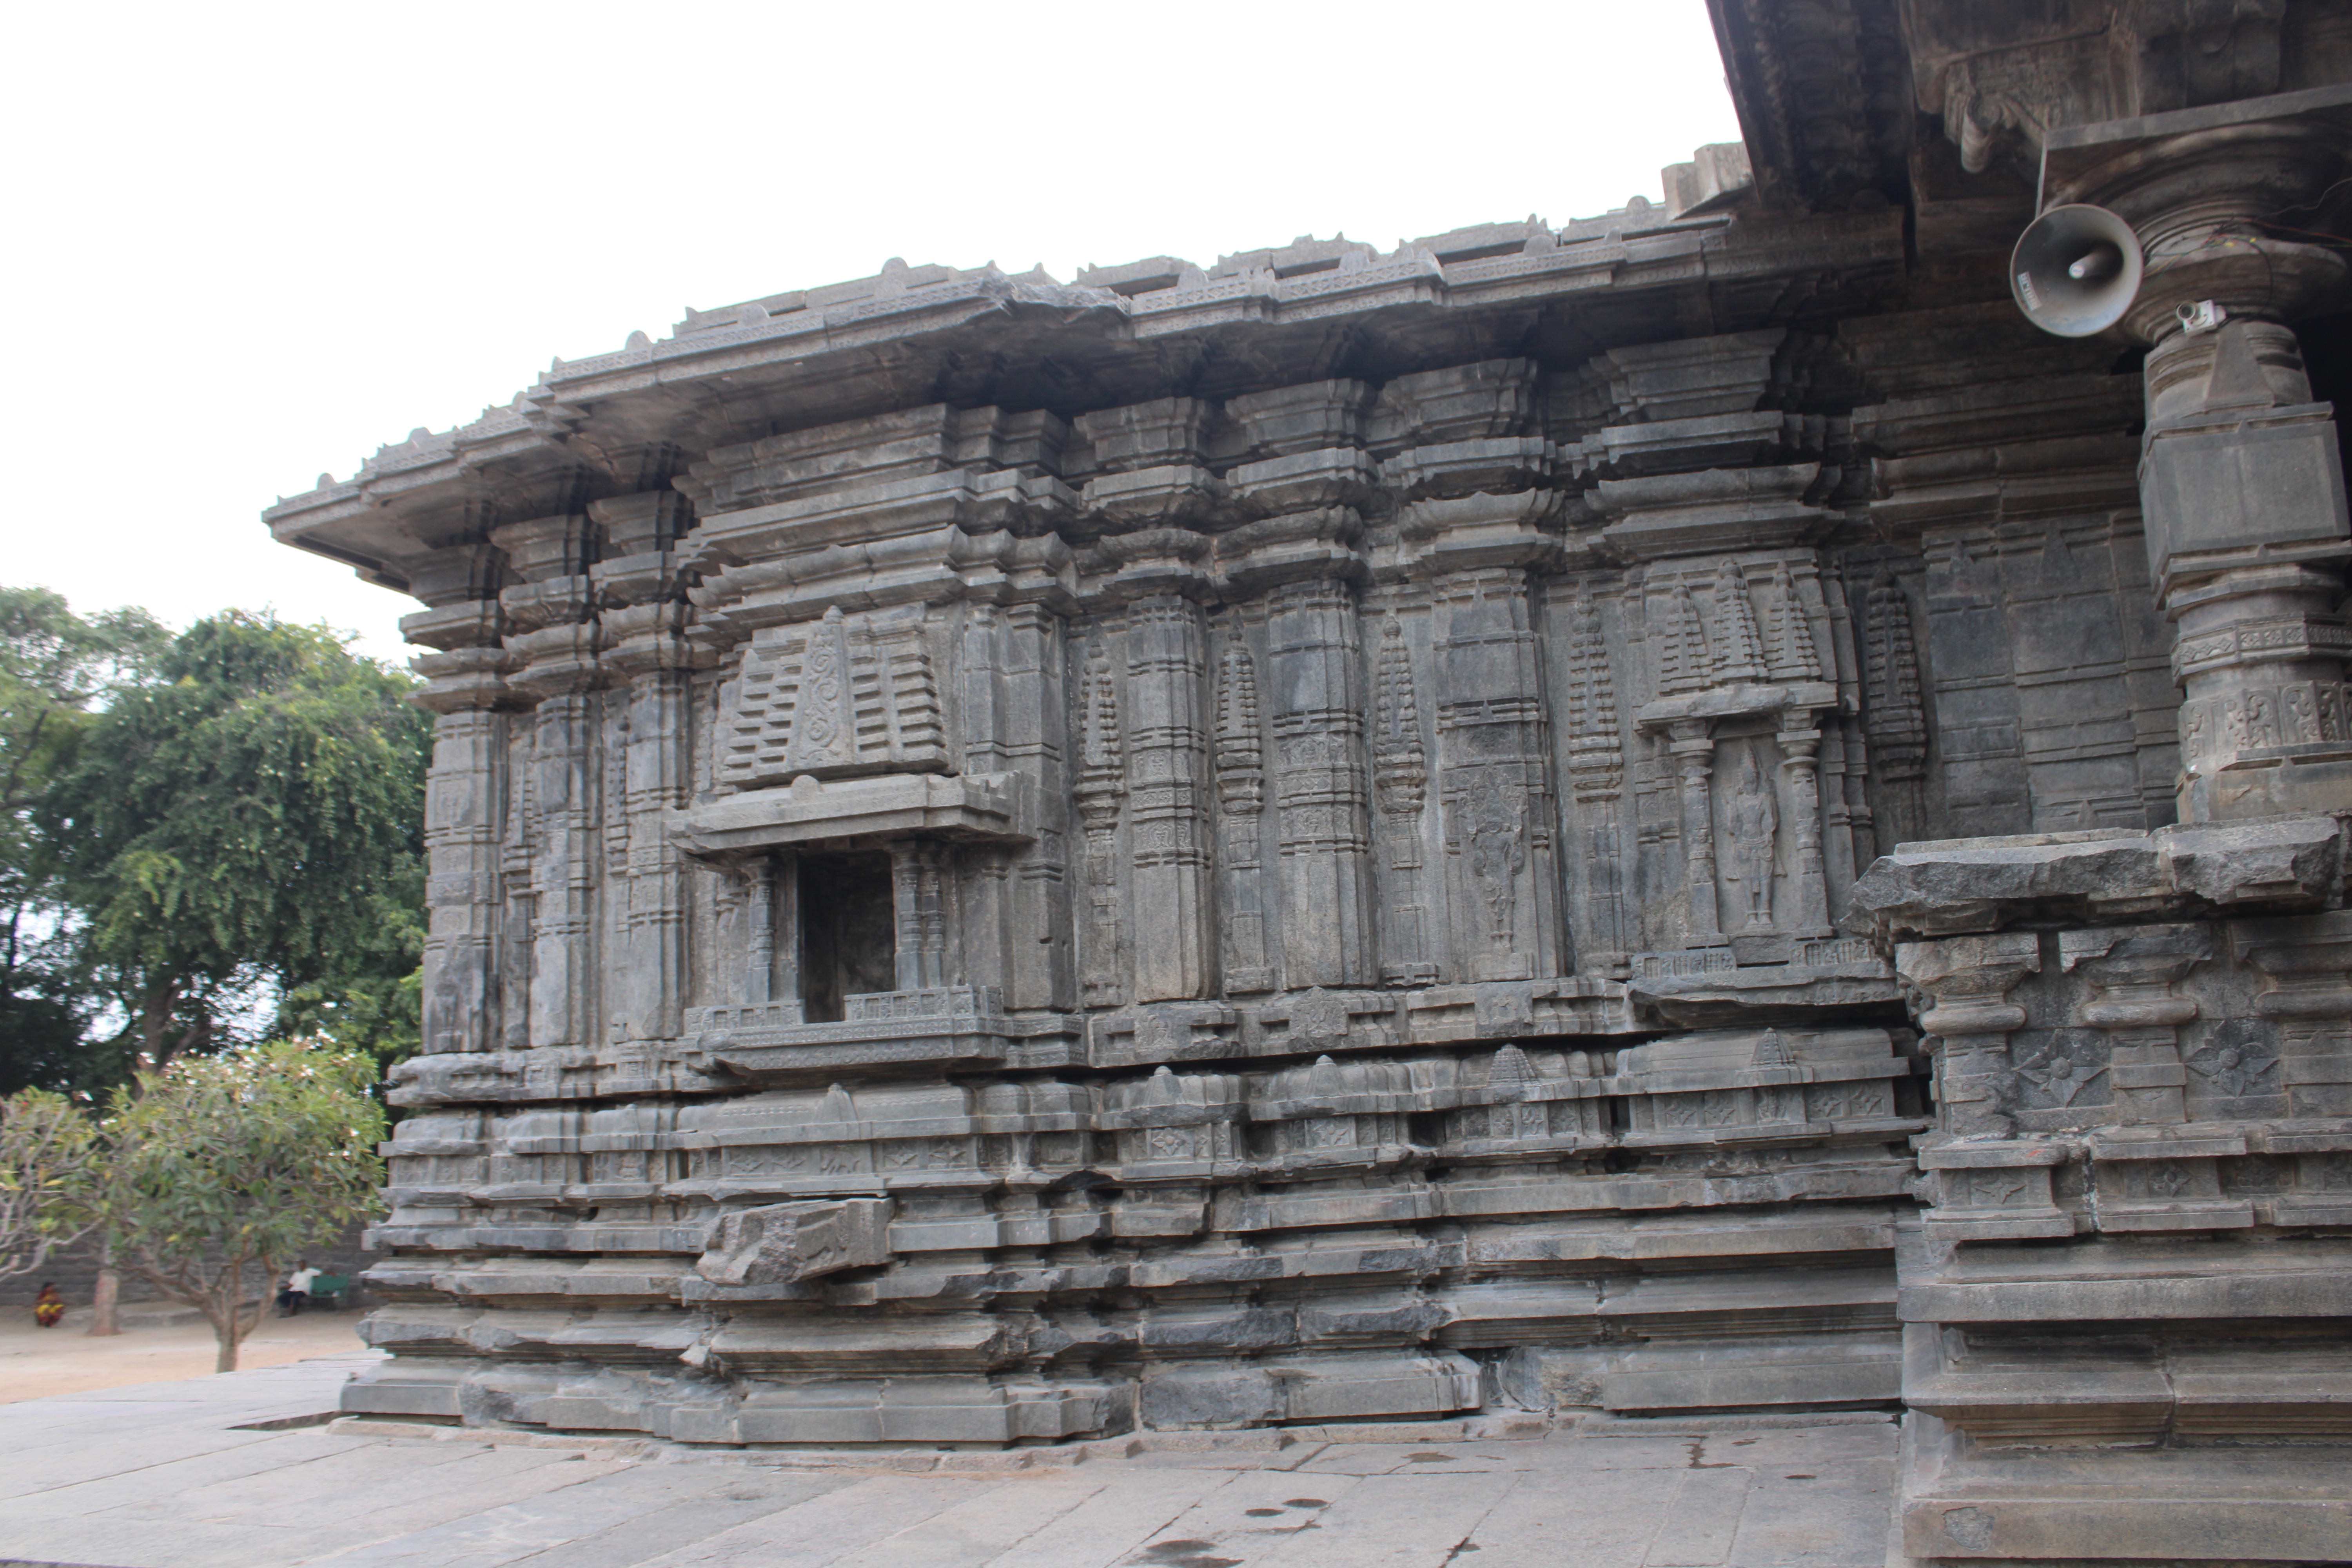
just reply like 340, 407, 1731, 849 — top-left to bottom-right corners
670, 771, 1034, 860
1635, 680, 1839, 731
717, 605, 948, 788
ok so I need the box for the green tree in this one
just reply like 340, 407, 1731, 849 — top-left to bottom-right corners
42, 611, 429, 1076
91, 1043, 385, 1371
0, 1089, 97, 1281
0, 588, 169, 1095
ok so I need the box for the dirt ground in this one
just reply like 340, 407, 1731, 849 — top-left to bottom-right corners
0, 1305, 368, 1403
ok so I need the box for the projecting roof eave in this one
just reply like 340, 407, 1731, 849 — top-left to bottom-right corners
263, 207, 1906, 594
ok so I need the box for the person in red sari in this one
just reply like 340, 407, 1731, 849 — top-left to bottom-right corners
32, 1284, 63, 1328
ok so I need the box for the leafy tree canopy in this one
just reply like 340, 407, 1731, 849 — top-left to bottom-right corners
35, 608, 428, 1082
0, 589, 170, 1094
0, 1088, 98, 1281
91, 1042, 387, 1370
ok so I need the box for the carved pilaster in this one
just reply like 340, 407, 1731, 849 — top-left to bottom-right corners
2234, 910, 2352, 1119
1563, 585, 1630, 973
521, 688, 600, 1049
1265, 578, 1373, 988
417, 709, 507, 1054
1123, 593, 1213, 1002
601, 600, 697, 1042
1775, 725, 1833, 938
1897, 931, 2043, 1138
891, 841, 951, 991
1212, 631, 1272, 994
961, 603, 1006, 773
400, 545, 519, 1058
1074, 637, 1126, 1007
2064, 925, 2210, 1125
1721, 742, 1780, 935
492, 513, 605, 1054
1370, 614, 1434, 986
953, 603, 1009, 1002
743, 855, 778, 1005
999, 604, 1073, 1012
1670, 720, 1723, 947
499, 735, 535, 1052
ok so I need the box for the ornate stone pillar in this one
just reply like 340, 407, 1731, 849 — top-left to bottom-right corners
742, 855, 779, 1005
1775, 724, 1833, 937
996, 601, 1075, 1013
1670, 720, 1722, 946
1560, 582, 1630, 976
493, 513, 604, 1050
592, 490, 699, 1044
1265, 577, 1374, 988
415, 706, 509, 1054
1122, 590, 1214, 1002
2045, 100, 2352, 822
2145, 313, 2352, 822
498, 764, 535, 1052
517, 681, 599, 1049
398, 545, 514, 1056
1221, 387, 1382, 992
1896, 932, 2043, 1138
956, 604, 1011, 1002
889, 841, 952, 991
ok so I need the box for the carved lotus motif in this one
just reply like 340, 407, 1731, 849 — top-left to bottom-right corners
2013, 1042, 2106, 1108
2188, 1039, 2280, 1099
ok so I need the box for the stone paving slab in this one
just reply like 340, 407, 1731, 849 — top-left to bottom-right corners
0, 1356, 1896, 1568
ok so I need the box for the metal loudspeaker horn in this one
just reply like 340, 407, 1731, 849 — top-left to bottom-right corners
2010, 204, 2144, 338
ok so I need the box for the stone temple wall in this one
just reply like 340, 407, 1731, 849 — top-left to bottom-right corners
270, 10, 2352, 1550
281, 194, 1989, 1440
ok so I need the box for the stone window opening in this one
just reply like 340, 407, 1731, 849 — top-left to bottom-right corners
797, 849, 897, 1022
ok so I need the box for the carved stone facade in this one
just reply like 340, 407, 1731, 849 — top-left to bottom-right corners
272, 7, 2352, 1560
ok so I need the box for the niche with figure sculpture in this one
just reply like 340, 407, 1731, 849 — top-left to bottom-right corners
1708, 727, 1832, 960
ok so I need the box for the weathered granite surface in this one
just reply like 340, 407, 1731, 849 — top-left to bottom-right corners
0, 1354, 1900, 1568
266, 3, 2352, 1561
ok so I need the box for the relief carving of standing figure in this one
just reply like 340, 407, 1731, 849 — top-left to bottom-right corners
1726, 746, 1778, 931
1466, 772, 1527, 947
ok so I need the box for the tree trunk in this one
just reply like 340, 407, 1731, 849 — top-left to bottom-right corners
169, 1012, 209, 1071
210, 1258, 265, 1374
137, 979, 178, 1072
86, 1233, 121, 1337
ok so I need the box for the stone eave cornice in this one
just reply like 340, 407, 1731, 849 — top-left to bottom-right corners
1709, 0, 1913, 214
264, 209, 1906, 595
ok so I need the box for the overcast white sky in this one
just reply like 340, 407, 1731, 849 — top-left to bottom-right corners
1, 1, 1741, 665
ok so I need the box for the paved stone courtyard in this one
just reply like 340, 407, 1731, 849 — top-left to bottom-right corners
0, 1354, 1894, 1568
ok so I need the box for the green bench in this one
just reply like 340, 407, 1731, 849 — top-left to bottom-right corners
305, 1274, 350, 1310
